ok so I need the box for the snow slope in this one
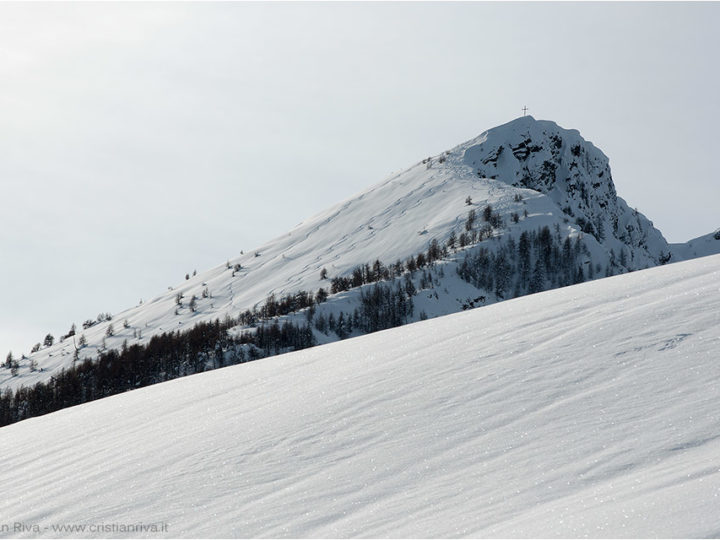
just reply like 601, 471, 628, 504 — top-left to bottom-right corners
2, 254, 719, 538
671, 229, 720, 260
6, 116, 696, 393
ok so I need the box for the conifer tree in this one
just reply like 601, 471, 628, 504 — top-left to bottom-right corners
529, 259, 545, 294
465, 209, 476, 231
447, 231, 457, 250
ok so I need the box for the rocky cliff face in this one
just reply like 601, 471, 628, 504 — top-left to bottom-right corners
461, 116, 672, 267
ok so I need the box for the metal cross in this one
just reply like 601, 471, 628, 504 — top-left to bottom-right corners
522, 106, 528, 116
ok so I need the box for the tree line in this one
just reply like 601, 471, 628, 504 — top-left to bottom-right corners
0, 318, 314, 428
313, 280, 416, 339
457, 225, 593, 299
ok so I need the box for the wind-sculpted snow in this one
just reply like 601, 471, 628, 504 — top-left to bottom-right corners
1, 255, 719, 538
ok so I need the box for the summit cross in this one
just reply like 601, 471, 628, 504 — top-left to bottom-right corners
522, 106, 528, 116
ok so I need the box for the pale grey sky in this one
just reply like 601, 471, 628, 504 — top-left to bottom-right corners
2, 2, 719, 357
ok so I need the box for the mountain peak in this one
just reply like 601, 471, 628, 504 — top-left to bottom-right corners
501, 114, 538, 126
462, 116, 609, 194
507, 114, 537, 123
458, 116, 670, 263
485, 115, 575, 135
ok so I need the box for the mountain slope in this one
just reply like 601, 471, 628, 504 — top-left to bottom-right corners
671, 229, 720, 260
3, 116, 713, 393
2, 254, 719, 538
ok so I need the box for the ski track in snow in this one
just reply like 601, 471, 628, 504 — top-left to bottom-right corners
1, 254, 719, 538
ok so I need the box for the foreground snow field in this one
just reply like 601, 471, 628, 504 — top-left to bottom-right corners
2, 254, 720, 538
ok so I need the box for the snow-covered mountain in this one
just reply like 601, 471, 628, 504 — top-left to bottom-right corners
2, 254, 719, 538
2, 116, 715, 394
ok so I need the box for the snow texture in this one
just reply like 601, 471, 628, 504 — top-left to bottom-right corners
1, 254, 719, 538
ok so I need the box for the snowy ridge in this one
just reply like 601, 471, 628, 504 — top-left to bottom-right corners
1, 255, 719, 538
671, 229, 720, 260
3, 116, 715, 392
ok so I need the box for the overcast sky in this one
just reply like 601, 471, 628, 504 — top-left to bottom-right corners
2, 2, 719, 357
